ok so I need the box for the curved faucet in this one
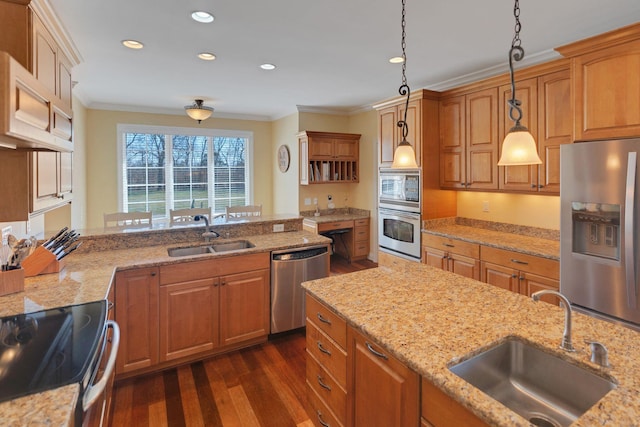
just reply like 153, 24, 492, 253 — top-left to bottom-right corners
194, 214, 219, 241
532, 290, 575, 352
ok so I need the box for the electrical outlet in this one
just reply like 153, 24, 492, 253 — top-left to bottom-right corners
482, 201, 490, 212
304, 198, 311, 206
313, 197, 318, 205
273, 223, 285, 232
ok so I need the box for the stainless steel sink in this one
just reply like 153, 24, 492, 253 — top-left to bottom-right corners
167, 245, 214, 257
210, 240, 255, 252
449, 337, 616, 427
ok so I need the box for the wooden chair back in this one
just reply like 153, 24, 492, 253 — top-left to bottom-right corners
169, 207, 211, 226
104, 211, 153, 230
225, 204, 262, 218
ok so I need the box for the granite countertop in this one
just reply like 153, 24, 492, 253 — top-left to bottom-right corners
300, 207, 370, 225
0, 229, 330, 426
423, 221, 560, 260
302, 259, 640, 426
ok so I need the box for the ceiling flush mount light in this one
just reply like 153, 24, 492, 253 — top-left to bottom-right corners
191, 11, 214, 23
198, 52, 216, 61
391, 0, 418, 169
260, 63, 276, 70
497, 0, 542, 166
122, 40, 144, 49
184, 99, 214, 123
389, 56, 404, 64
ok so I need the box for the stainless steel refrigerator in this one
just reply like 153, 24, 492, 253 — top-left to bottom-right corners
561, 139, 640, 331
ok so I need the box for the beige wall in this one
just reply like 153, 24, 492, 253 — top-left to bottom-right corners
84, 110, 273, 229
456, 192, 560, 230
272, 113, 300, 215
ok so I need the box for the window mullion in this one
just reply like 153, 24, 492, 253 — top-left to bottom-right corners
166, 134, 174, 217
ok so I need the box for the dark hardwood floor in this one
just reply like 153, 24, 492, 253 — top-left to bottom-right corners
109, 254, 377, 427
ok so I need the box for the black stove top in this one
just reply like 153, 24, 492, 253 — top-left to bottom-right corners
0, 300, 107, 403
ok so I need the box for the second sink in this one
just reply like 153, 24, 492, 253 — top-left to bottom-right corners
210, 240, 255, 252
449, 337, 616, 427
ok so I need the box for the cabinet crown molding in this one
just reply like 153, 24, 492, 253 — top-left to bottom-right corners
557, 22, 640, 58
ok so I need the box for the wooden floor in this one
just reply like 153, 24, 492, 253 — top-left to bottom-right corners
110, 254, 377, 427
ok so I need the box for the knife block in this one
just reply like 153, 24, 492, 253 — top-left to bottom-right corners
22, 246, 66, 277
0, 268, 24, 296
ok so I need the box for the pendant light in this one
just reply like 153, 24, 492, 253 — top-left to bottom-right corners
391, 0, 418, 169
497, 0, 542, 166
184, 99, 214, 124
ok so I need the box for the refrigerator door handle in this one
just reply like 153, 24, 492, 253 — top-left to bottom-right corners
625, 152, 638, 309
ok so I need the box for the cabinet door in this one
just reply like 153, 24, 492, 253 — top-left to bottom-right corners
440, 96, 466, 189
115, 267, 159, 375
466, 88, 499, 190
59, 152, 73, 197
219, 269, 270, 346
481, 261, 519, 293
335, 138, 358, 160
398, 99, 422, 166
309, 137, 335, 159
379, 105, 398, 167
31, 151, 59, 212
423, 246, 447, 270
32, 12, 57, 96
450, 253, 481, 280
159, 278, 219, 362
498, 78, 539, 192
350, 328, 419, 427
422, 377, 489, 427
538, 69, 572, 194
520, 272, 560, 306
574, 40, 640, 141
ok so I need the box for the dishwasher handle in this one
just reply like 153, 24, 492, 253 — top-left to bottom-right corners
272, 245, 328, 261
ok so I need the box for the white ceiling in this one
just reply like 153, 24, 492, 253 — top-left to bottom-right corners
48, 0, 640, 121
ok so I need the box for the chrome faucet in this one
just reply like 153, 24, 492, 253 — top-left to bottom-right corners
585, 340, 610, 367
194, 215, 219, 242
532, 290, 575, 352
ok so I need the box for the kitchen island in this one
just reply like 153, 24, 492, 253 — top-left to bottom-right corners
302, 254, 640, 426
0, 215, 330, 426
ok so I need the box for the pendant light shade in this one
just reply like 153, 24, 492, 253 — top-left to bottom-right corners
392, 139, 418, 168
497, 0, 542, 167
184, 99, 214, 123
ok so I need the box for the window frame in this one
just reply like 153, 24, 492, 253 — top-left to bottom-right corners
116, 124, 254, 217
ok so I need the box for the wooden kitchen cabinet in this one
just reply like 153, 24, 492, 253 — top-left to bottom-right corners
421, 377, 488, 427
352, 218, 370, 260
114, 267, 160, 375
31, 151, 73, 213
422, 234, 481, 280
349, 326, 420, 427
557, 23, 640, 141
440, 88, 499, 190
299, 131, 360, 185
304, 217, 370, 262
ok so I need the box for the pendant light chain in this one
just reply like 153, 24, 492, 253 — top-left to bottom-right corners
507, 0, 525, 127
397, 0, 410, 141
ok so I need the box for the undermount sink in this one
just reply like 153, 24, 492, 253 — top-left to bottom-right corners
167, 245, 214, 257
167, 240, 255, 257
210, 240, 255, 252
449, 337, 616, 427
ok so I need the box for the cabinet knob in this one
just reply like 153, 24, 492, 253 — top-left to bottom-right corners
519, 276, 524, 281
150, 272, 156, 276
511, 274, 518, 279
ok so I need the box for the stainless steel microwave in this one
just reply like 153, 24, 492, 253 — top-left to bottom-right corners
378, 168, 421, 213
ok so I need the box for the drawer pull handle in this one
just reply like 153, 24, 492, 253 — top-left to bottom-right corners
317, 375, 332, 391
510, 258, 529, 265
317, 341, 332, 356
317, 312, 332, 325
443, 243, 455, 248
317, 410, 330, 427
366, 342, 388, 360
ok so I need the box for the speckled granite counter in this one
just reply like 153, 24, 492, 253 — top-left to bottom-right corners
423, 217, 560, 260
300, 207, 370, 226
302, 258, 640, 426
0, 225, 330, 426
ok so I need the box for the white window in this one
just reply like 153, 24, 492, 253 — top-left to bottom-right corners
117, 124, 253, 217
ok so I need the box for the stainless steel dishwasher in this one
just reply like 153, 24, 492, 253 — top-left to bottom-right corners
271, 244, 330, 333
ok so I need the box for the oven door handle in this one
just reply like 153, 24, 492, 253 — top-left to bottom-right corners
379, 208, 421, 221
83, 320, 120, 412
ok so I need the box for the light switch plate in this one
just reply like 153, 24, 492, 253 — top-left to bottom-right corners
304, 198, 311, 205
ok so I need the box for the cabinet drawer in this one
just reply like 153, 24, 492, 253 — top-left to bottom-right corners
481, 246, 559, 280
306, 294, 347, 348
353, 241, 369, 257
422, 234, 480, 259
307, 381, 344, 427
354, 226, 369, 242
307, 322, 347, 389
160, 252, 270, 284
307, 351, 347, 423
318, 220, 354, 232
354, 218, 370, 227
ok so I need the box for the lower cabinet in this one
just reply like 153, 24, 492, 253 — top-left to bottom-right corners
421, 377, 488, 427
115, 252, 270, 379
422, 234, 481, 280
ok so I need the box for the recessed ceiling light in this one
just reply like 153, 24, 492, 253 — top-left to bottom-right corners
122, 40, 144, 49
191, 11, 214, 23
198, 52, 216, 61
389, 56, 404, 64
260, 63, 276, 70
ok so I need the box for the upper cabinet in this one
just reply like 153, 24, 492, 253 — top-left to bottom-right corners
0, 0, 76, 151
557, 22, 640, 141
298, 131, 360, 185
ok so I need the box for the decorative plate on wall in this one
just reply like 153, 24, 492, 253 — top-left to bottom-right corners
277, 144, 290, 172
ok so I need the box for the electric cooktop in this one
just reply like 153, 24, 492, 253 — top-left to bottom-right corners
0, 300, 107, 403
